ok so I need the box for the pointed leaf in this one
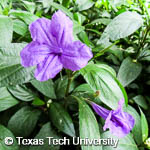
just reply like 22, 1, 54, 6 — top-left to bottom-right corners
0, 15, 13, 46
80, 64, 127, 109
77, 96, 102, 150
49, 102, 75, 137
0, 87, 19, 112
0, 125, 19, 150
8, 106, 41, 137
117, 57, 142, 87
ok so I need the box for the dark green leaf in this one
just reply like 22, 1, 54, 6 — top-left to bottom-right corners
55, 76, 77, 99
29, 122, 60, 150
0, 124, 19, 150
77, 96, 102, 150
0, 87, 19, 112
8, 106, 41, 137
49, 102, 75, 137
117, 57, 142, 87
8, 84, 35, 102
31, 79, 56, 99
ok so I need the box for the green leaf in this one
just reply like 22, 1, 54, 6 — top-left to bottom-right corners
80, 64, 128, 109
0, 15, 13, 46
77, 96, 102, 150
140, 108, 149, 142
9, 10, 39, 24
101, 131, 138, 150
117, 57, 142, 87
50, 2, 73, 19
8, 106, 41, 137
0, 124, 19, 150
0, 43, 26, 67
96, 63, 117, 77
74, 83, 93, 93
29, 122, 60, 150
0, 87, 19, 112
76, 0, 94, 11
78, 31, 94, 47
0, 43, 34, 87
41, 0, 53, 8
8, 84, 35, 102
62, 0, 70, 8
22, 1, 36, 14
73, 21, 85, 35
55, 76, 77, 99
132, 95, 148, 110
139, 50, 150, 62
126, 105, 142, 145
13, 19, 28, 36
32, 97, 45, 106
31, 79, 56, 99
102, 11, 143, 41
49, 102, 75, 137
88, 18, 111, 26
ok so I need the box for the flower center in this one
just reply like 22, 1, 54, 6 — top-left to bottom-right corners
57, 47, 63, 54
51, 46, 63, 55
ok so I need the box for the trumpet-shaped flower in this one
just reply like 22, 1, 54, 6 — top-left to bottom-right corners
20, 10, 93, 81
91, 99, 135, 138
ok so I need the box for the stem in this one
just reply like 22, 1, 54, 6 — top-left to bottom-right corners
64, 71, 77, 108
136, 25, 150, 59
92, 40, 119, 60
65, 75, 73, 97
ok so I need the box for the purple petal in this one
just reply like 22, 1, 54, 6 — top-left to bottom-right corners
61, 41, 93, 71
20, 41, 50, 67
50, 10, 74, 46
91, 102, 110, 120
29, 18, 53, 45
103, 111, 135, 138
103, 99, 135, 138
114, 98, 124, 114
34, 54, 63, 81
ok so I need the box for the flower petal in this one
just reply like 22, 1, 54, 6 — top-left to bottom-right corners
34, 54, 63, 81
50, 10, 74, 46
29, 18, 53, 45
20, 41, 50, 67
103, 110, 135, 138
61, 41, 93, 71
91, 102, 110, 120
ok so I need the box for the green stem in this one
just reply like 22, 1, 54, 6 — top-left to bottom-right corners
65, 74, 73, 97
136, 25, 150, 59
64, 71, 77, 108
92, 40, 119, 60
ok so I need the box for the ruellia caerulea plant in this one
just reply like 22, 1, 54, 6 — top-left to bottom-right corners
0, 1, 150, 150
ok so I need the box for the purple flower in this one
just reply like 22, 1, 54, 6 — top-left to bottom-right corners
91, 99, 135, 138
20, 10, 93, 81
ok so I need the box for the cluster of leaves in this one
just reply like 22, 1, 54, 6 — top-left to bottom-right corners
0, 0, 150, 150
